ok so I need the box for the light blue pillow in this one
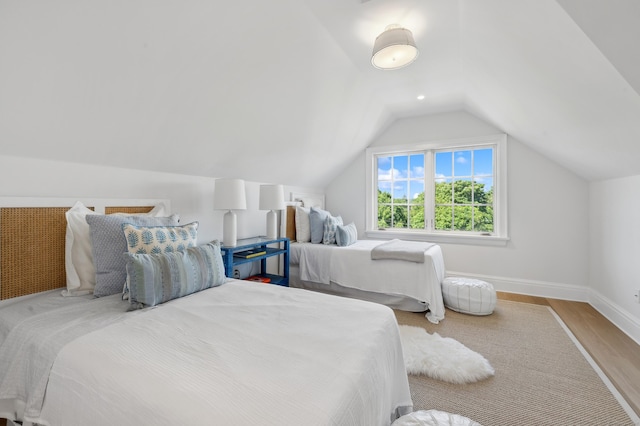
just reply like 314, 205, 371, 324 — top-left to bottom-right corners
336, 222, 358, 247
86, 214, 179, 297
323, 214, 343, 245
309, 207, 329, 244
124, 242, 227, 308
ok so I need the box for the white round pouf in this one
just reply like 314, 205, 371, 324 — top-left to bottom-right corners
442, 277, 496, 316
392, 409, 482, 426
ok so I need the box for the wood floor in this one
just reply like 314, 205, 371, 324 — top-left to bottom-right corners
1, 294, 638, 426
497, 292, 640, 417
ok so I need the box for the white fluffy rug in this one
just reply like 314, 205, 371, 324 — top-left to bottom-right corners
398, 325, 495, 384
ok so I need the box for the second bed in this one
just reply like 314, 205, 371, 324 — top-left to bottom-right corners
289, 240, 446, 324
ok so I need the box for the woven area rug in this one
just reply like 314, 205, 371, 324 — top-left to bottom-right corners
395, 300, 637, 426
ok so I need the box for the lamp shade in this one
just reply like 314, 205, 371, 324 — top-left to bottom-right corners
214, 178, 247, 211
371, 24, 418, 70
259, 184, 285, 211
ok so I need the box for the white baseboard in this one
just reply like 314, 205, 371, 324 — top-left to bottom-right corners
446, 271, 590, 301
589, 290, 640, 346
446, 271, 640, 346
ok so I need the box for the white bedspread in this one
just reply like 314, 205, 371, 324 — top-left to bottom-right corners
292, 241, 445, 324
10, 281, 411, 426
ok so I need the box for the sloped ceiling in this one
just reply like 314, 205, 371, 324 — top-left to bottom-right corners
0, 0, 639, 187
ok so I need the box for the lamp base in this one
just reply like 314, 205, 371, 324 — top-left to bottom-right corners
223, 210, 237, 246
266, 210, 278, 239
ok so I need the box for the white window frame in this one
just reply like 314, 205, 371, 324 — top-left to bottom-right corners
365, 134, 509, 246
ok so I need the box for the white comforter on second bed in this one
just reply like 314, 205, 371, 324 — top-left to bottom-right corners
292, 240, 446, 323
2, 280, 411, 426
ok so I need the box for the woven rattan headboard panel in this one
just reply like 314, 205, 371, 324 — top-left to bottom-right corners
0, 199, 165, 300
0, 207, 71, 300
105, 206, 153, 215
285, 205, 296, 242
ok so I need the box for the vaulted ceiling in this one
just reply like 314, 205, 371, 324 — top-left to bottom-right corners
1, 0, 639, 188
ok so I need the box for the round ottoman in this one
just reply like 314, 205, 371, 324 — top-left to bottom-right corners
442, 277, 496, 315
392, 409, 482, 426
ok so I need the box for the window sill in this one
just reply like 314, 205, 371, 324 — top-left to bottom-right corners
365, 230, 509, 247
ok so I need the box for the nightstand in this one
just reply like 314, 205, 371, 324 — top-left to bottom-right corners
220, 237, 290, 286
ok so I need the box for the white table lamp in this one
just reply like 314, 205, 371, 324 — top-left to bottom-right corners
214, 178, 247, 246
259, 184, 285, 239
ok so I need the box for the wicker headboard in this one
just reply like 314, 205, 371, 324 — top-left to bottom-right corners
0, 198, 168, 300
0, 207, 71, 300
285, 205, 297, 242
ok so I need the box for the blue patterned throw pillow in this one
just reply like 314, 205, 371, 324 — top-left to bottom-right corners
323, 214, 343, 245
124, 242, 226, 308
122, 222, 198, 255
336, 222, 357, 247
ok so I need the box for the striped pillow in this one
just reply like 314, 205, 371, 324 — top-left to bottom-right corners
336, 222, 357, 247
124, 242, 226, 308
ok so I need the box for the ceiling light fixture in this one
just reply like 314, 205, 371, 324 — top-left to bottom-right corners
371, 24, 418, 70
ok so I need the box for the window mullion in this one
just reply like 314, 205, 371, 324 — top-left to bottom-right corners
424, 150, 435, 232
471, 150, 475, 231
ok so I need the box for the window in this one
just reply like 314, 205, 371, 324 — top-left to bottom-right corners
366, 134, 508, 246
377, 153, 425, 229
434, 148, 494, 232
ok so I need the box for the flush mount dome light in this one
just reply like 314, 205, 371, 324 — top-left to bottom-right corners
371, 24, 418, 70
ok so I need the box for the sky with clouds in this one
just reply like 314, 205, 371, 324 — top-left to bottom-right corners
378, 148, 493, 200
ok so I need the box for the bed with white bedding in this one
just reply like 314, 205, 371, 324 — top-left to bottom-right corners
0, 199, 413, 426
282, 201, 445, 324
290, 240, 446, 324
0, 281, 410, 426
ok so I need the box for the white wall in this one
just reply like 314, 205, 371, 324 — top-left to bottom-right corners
0, 155, 318, 244
326, 111, 590, 300
589, 177, 640, 344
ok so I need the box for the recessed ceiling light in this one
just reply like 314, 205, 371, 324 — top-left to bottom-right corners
417, 95, 425, 100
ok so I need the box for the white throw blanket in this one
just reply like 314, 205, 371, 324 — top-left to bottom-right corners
0, 289, 92, 346
4, 281, 412, 426
0, 294, 136, 420
296, 242, 334, 284
371, 239, 436, 263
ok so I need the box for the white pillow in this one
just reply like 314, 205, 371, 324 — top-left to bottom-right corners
63, 201, 169, 297
295, 206, 311, 243
64, 202, 99, 296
